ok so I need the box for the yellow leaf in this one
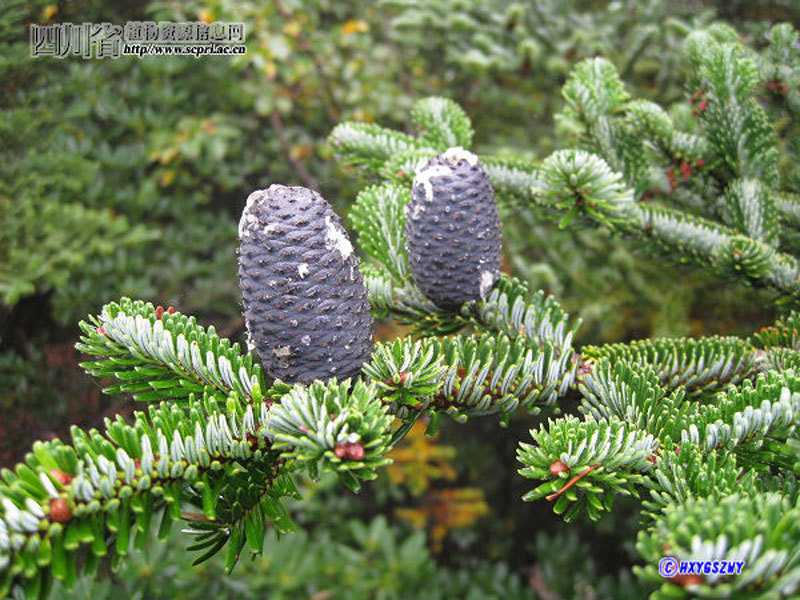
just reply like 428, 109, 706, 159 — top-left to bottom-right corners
160, 147, 179, 165
396, 487, 489, 553
201, 119, 217, 135
283, 21, 302, 38
198, 9, 214, 24
340, 19, 368, 35
386, 421, 457, 495
395, 507, 427, 529
352, 108, 375, 123
159, 169, 176, 187
42, 4, 58, 20
431, 524, 447, 553
289, 143, 313, 161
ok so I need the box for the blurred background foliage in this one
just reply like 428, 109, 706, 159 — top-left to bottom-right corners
1, 0, 799, 597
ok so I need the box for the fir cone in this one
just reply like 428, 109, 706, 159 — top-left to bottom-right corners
238, 185, 374, 384
405, 147, 502, 310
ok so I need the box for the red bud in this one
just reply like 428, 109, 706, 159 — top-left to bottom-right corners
345, 442, 365, 461
667, 168, 677, 190
49, 498, 72, 523
671, 574, 704, 587
48, 469, 72, 486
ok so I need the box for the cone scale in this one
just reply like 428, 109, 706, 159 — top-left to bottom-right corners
238, 184, 374, 384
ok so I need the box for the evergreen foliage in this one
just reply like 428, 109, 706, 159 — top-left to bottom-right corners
321, 19, 800, 596
4, 8, 800, 600
52, 515, 537, 600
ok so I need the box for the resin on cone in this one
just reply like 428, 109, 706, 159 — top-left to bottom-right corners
238, 185, 374, 383
405, 147, 502, 310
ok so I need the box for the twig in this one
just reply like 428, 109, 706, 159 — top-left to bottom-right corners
546, 462, 602, 501
181, 511, 222, 524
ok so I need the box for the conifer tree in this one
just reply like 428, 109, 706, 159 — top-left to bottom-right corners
3, 21, 800, 600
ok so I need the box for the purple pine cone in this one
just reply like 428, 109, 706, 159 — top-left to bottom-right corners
238, 185, 374, 383
405, 148, 503, 310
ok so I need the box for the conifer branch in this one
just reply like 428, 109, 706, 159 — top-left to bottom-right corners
535, 149, 639, 230
370, 332, 578, 423
329, 122, 434, 170
0, 393, 292, 596
519, 352, 800, 531
518, 415, 657, 522
410, 97, 474, 150
476, 276, 581, 349
723, 179, 779, 247
480, 157, 541, 205
581, 336, 756, 396
76, 298, 265, 404
349, 184, 410, 282
5, 18, 800, 598
636, 493, 800, 598
686, 30, 780, 184
751, 310, 800, 350
776, 192, 800, 230
332, 99, 800, 297
377, 149, 438, 185
641, 443, 748, 521
264, 379, 394, 491
0, 300, 394, 595
349, 182, 581, 350
577, 360, 693, 440
362, 338, 447, 411
684, 370, 800, 456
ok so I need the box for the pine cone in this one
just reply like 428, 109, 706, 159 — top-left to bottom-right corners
238, 185, 374, 384
405, 147, 502, 310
